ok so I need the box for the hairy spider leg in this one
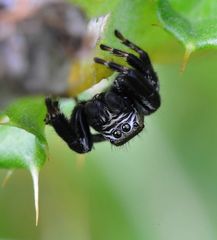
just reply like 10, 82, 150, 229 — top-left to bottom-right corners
114, 72, 161, 115
45, 98, 93, 153
114, 30, 159, 89
45, 97, 78, 146
93, 58, 155, 96
94, 31, 160, 115
100, 44, 147, 74
45, 97, 60, 124
99, 30, 159, 88
69, 103, 93, 152
114, 30, 152, 66
94, 56, 160, 115
94, 57, 129, 73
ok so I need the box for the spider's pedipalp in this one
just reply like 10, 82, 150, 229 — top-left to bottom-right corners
94, 57, 128, 73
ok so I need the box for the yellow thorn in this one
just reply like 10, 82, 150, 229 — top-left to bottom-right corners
181, 43, 195, 73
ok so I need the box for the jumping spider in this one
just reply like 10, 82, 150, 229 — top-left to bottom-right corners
45, 30, 161, 153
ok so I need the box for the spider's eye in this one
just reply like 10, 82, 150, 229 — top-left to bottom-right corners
112, 130, 122, 138
122, 123, 131, 132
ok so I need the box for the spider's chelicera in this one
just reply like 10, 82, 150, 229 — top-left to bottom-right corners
45, 30, 161, 153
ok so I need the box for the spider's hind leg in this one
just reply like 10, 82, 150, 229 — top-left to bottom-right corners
45, 97, 93, 153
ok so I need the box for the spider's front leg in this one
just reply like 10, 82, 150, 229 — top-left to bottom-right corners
114, 70, 161, 115
94, 57, 160, 115
94, 30, 161, 116
45, 97, 93, 153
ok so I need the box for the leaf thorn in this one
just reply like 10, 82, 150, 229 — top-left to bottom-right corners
181, 43, 195, 73
30, 166, 39, 226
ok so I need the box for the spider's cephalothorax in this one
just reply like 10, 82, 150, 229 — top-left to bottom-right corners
45, 30, 161, 153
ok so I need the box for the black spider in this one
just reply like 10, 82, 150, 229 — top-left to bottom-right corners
45, 30, 161, 153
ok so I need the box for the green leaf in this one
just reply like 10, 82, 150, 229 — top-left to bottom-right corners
5, 98, 47, 142
0, 98, 47, 225
157, 0, 217, 49
157, 0, 217, 69
0, 125, 46, 169
0, 97, 47, 170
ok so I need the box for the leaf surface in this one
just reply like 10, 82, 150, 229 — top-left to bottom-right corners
157, 0, 217, 69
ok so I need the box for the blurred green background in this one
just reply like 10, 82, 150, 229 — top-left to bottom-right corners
1, 0, 217, 239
